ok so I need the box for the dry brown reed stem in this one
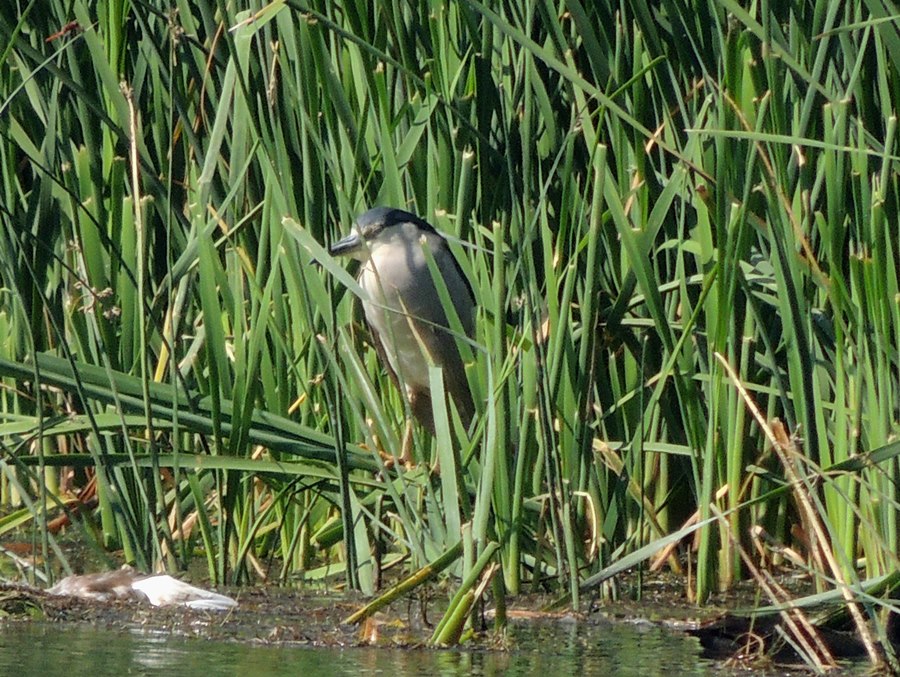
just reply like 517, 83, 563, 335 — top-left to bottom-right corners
711, 504, 836, 671
714, 351, 884, 669
648, 483, 729, 573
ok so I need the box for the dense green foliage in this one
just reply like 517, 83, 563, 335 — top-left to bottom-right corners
2, 0, 900, 661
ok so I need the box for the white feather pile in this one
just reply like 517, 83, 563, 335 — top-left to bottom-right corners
48, 566, 237, 611
130, 575, 237, 611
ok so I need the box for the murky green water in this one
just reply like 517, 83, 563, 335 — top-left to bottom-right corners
1, 618, 712, 676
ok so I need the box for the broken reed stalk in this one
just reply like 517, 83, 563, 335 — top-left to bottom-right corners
342, 540, 463, 625
430, 541, 500, 645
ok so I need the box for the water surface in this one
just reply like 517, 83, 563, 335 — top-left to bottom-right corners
1, 616, 712, 676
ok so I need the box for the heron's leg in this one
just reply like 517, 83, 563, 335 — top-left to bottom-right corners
400, 419, 414, 467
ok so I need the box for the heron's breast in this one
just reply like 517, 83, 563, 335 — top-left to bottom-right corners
359, 261, 435, 389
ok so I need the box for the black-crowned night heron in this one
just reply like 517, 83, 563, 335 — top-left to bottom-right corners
329, 207, 475, 447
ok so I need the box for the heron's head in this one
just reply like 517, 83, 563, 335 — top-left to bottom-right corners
329, 207, 438, 262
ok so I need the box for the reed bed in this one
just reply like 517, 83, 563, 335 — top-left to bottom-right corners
1, 0, 899, 667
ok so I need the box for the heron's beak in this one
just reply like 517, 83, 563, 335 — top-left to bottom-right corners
329, 230, 364, 257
